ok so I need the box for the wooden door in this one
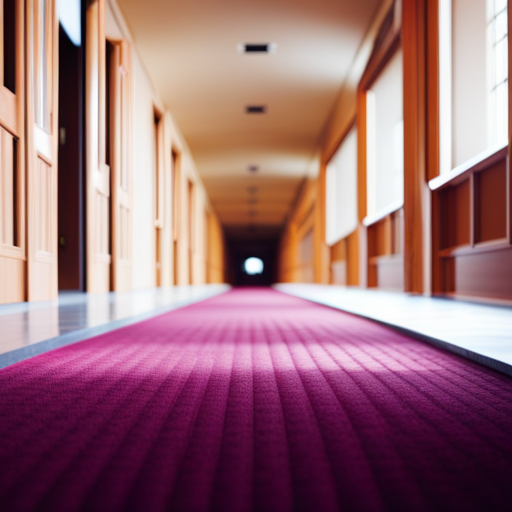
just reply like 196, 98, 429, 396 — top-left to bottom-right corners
108, 40, 132, 292
188, 179, 195, 284
85, 0, 110, 293
0, 0, 25, 304
172, 148, 180, 285
154, 111, 164, 286
26, 0, 59, 301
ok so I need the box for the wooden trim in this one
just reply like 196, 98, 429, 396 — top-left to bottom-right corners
324, 118, 356, 164
402, 0, 428, 294
359, 0, 402, 91
469, 172, 476, 248
426, 0, 440, 182
85, 0, 111, 293
369, 253, 403, 265
362, 200, 403, 227
439, 238, 510, 257
429, 144, 508, 190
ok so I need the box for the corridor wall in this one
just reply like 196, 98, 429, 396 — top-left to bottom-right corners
0, 0, 226, 304
106, 0, 224, 289
278, 0, 512, 305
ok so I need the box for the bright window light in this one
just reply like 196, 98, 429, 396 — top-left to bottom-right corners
58, 0, 81, 46
244, 257, 264, 275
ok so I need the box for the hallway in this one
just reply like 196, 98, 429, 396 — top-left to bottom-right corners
1, 288, 511, 511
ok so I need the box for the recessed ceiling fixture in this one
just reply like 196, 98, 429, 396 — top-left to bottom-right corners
247, 165, 259, 173
245, 105, 266, 114
237, 43, 277, 54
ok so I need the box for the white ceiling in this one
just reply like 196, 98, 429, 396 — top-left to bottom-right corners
118, 0, 381, 238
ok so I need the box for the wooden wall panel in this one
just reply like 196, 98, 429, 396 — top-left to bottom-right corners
277, 179, 320, 283
86, 0, 111, 293
109, 40, 132, 292
452, 248, 512, 302
439, 180, 471, 250
403, 0, 429, 293
475, 160, 507, 243
0, 0, 26, 304
26, 0, 59, 302
206, 211, 226, 283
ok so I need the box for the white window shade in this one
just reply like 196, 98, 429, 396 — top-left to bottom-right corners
366, 48, 404, 222
325, 127, 358, 246
441, 0, 508, 172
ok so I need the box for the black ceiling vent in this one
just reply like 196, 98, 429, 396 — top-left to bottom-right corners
246, 105, 266, 114
238, 43, 277, 53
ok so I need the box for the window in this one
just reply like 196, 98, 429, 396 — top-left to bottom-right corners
365, 48, 404, 221
32, 0, 52, 130
439, 0, 508, 172
488, 0, 508, 147
325, 127, 358, 246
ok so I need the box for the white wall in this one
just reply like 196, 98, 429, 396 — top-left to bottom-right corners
106, 0, 213, 289
131, 56, 158, 289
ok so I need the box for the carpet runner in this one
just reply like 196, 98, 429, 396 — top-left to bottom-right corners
0, 288, 511, 511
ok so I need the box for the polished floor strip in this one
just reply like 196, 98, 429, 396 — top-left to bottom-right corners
0, 285, 230, 369
275, 284, 512, 376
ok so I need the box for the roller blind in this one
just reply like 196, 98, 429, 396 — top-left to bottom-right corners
325, 127, 358, 246
366, 48, 404, 221
441, 0, 508, 171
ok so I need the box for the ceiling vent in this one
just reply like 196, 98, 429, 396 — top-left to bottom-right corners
247, 165, 259, 173
238, 43, 277, 53
245, 105, 266, 114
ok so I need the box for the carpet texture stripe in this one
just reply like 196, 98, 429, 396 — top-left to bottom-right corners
0, 288, 512, 511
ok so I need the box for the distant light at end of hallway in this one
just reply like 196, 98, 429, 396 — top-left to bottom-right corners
244, 257, 264, 275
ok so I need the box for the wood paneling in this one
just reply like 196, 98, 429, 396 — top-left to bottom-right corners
86, 0, 111, 293
435, 149, 511, 301
403, 0, 429, 293
172, 148, 180, 285
153, 109, 163, 287
277, 179, 319, 283
330, 232, 359, 286
109, 39, 132, 292
439, 179, 471, 250
475, 160, 507, 243
0, 0, 25, 304
451, 247, 512, 302
26, 0, 59, 302
367, 209, 404, 290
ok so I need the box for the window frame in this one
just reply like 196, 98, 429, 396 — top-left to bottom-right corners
431, 0, 510, 188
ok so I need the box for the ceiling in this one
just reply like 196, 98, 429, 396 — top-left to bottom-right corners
118, 0, 381, 239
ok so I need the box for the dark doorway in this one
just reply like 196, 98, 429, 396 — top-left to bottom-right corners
57, 15, 84, 291
228, 239, 278, 286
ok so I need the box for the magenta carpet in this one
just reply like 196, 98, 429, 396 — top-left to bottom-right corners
1, 289, 512, 511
